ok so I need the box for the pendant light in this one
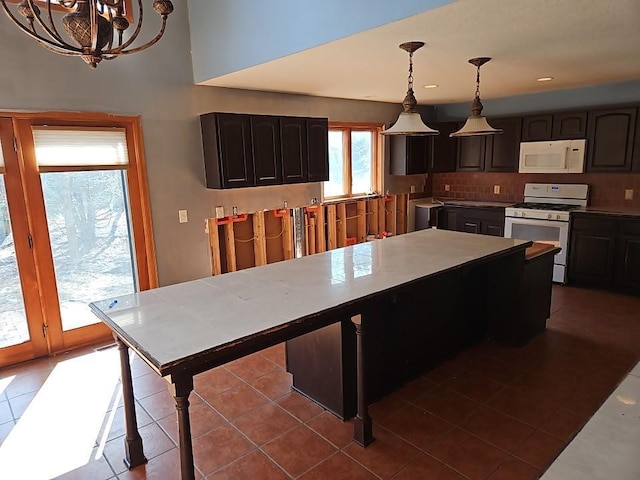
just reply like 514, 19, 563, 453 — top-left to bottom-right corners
450, 57, 503, 137
382, 41, 439, 136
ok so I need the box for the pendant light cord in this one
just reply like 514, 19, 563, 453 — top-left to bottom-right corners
475, 64, 481, 100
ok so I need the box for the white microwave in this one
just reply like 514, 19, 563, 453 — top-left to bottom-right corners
518, 139, 586, 173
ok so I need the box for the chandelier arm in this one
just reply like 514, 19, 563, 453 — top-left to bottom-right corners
108, 16, 166, 56
106, 0, 144, 53
0, 1, 80, 52
37, 38, 86, 56
89, 0, 98, 53
27, 0, 78, 49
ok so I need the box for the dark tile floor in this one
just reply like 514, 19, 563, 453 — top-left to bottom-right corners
0, 285, 639, 479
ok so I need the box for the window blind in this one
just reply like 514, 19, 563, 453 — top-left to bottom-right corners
32, 127, 129, 169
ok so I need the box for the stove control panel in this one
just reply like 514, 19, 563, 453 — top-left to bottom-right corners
505, 208, 570, 221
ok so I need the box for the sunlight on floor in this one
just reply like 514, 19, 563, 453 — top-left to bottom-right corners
0, 348, 120, 480
0, 376, 15, 397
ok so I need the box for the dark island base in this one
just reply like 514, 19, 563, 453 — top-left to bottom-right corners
286, 246, 557, 419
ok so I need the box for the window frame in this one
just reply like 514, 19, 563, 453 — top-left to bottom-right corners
324, 122, 383, 201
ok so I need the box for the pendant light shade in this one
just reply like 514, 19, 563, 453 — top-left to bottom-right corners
382, 42, 439, 136
450, 57, 503, 137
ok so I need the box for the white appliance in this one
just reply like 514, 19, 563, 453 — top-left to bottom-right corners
504, 183, 589, 283
518, 139, 586, 173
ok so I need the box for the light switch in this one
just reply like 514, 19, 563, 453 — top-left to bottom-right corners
444, 184, 450, 192
493, 185, 501, 195
625, 189, 634, 200
215, 206, 225, 218
178, 210, 188, 223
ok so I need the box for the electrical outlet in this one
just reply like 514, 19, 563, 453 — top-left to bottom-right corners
232, 206, 238, 216
178, 210, 188, 223
283, 200, 288, 209
444, 184, 450, 192
410, 185, 416, 193
493, 185, 501, 195
625, 189, 634, 200
215, 206, 224, 218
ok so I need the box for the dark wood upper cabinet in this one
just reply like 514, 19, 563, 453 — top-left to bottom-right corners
586, 108, 637, 172
251, 116, 282, 186
307, 118, 329, 182
485, 117, 521, 172
280, 117, 307, 184
201, 113, 329, 189
633, 112, 640, 172
521, 115, 553, 141
522, 112, 587, 142
429, 122, 458, 172
390, 136, 429, 175
552, 112, 587, 139
457, 136, 486, 172
201, 113, 254, 189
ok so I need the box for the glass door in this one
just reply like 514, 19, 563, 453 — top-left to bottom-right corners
0, 118, 48, 366
0, 115, 157, 367
25, 126, 141, 350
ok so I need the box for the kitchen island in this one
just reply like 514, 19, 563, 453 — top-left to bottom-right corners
90, 229, 544, 480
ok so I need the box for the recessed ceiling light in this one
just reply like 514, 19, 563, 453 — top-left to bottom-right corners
537, 77, 554, 82
423, 84, 439, 89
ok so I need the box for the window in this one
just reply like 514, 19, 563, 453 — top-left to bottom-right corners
324, 123, 383, 199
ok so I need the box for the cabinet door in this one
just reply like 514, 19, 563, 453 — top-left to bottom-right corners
406, 136, 429, 174
251, 116, 282, 186
633, 112, 640, 172
216, 113, 255, 188
457, 136, 486, 171
615, 220, 640, 290
429, 122, 458, 172
485, 117, 522, 172
306, 118, 329, 182
586, 108, 637, 172
280, 117, 308, 183
438, 207, 458, 231
569, 218, 616, 286
552, 112, 587, 139
522, 115, 553, 141
390, 136, 428, 175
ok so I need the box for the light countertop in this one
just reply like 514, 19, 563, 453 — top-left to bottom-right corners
90, 229, 530, 374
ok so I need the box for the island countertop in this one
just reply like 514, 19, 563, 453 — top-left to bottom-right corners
90, 229, 530, 375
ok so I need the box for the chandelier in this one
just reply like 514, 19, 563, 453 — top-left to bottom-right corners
0, 0, 174, 68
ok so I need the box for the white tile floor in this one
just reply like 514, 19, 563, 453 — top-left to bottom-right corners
542, 361, 640, 480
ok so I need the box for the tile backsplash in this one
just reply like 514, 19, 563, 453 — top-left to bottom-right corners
430, 172, 640, 209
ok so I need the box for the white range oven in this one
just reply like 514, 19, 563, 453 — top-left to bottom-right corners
504, 183, 589, 283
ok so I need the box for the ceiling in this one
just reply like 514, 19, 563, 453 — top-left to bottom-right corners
202, 0, 640, 105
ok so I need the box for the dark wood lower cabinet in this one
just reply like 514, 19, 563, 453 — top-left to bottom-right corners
569, 213, 640, 293
616, 220, 640, 290
438, 205, 505, 237
286, 248, 556, 419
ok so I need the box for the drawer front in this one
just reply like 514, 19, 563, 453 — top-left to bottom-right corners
571, 215, 617, 232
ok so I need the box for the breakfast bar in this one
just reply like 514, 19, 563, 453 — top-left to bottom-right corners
90, 229, 539, 480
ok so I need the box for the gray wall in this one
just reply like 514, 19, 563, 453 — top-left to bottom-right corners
188, 0, 453, 83
0, 2, 428, 286
436, 79, 640, 120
